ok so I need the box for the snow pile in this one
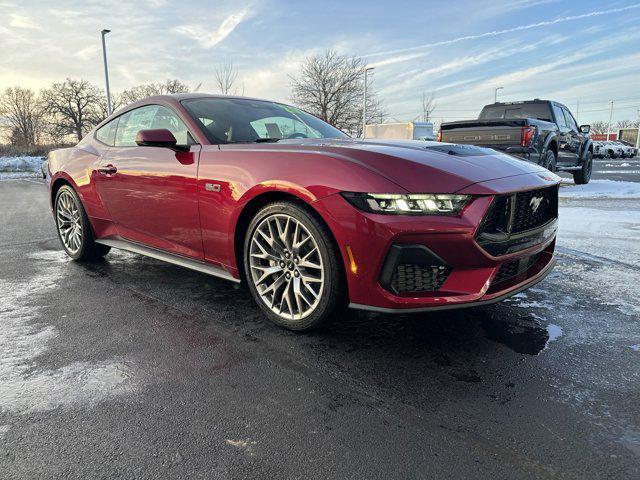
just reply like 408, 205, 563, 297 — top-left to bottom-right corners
0, 156, 44, 172
560, 179, 640, 199
0, 156, 44, 179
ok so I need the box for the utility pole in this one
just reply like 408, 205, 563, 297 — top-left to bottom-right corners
494, 86, 503, 103
607, 100, 613, 141
362, 66, 375, 139
101, 29, 112, 116
636, 107, 640, 150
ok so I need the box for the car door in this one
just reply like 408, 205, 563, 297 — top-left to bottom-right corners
94, 104, 204, 260
551, 104, 576, 165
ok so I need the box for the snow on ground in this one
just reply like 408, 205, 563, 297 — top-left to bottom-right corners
558, 206, 640, 267
559, 179, 640, 199
0, 250, 136, 415
0, 156, 44, 179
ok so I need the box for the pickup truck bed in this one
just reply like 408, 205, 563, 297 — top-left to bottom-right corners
439, 100, 594, 184
440, 118, 555, 159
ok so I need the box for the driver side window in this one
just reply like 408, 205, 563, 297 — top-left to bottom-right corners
250, 116, 321, 139
552, 105, 567, 128
114, 105, 191, 147
562, 108, 579, 132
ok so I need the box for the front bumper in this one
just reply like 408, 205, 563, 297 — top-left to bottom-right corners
313, 180, 558, 313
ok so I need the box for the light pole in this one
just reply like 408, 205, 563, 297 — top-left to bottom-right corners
636, 107, 640, 150
607, 100, 613, 141
362, 66, 375, 139
494, 86, 503, 103
101, 29, 112, 116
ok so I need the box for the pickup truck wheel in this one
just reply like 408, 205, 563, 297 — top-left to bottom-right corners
573, 152, 593, 185
244, 201, 344, 331
542, 150, 556, 172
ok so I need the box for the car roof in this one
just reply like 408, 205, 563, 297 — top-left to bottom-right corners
135, 93, 273, 104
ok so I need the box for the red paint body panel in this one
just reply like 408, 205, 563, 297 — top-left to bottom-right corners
96, 145, 203, 259
48, 94, 560, 313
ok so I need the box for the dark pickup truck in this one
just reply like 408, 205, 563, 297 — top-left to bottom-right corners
439, 100, 593, 184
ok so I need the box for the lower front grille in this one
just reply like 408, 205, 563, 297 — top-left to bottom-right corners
493, 253, 540, 286
391, 264, 451, 294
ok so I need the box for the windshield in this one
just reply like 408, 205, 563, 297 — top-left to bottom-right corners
479, 103, 551, 121
181, 97, 348, 144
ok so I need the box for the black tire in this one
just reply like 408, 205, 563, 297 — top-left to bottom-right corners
243, 201, 345, 331
54, 185, 111, 261
572, 151, 593, 185
608, 150, 617, 159
542, 149, 556, 172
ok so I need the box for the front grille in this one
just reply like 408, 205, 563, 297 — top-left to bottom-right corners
511, 186, 558, 233
493, 253, 540, 286
479, 185, 558, 236
390, 264, 451, 294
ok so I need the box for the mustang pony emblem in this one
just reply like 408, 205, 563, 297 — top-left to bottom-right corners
530, 196, 544, 213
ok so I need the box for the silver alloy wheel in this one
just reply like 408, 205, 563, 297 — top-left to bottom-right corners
249, 213, 324, 320
56, 190, 83, 254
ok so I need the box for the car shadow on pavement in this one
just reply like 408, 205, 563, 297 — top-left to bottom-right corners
70, 250, 555, 395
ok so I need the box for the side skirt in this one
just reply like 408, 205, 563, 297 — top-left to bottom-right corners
95, 238, 240, 283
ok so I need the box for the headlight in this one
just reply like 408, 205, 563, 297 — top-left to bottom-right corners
340, 192, 471, 215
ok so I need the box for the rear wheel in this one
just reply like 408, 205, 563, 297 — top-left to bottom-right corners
573, 151, 593, 185
54, 185, 111, 260
542, 150, 556, 172
244, 201, 344, 331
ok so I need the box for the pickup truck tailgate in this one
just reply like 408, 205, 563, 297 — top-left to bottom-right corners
440, 121, 524, 147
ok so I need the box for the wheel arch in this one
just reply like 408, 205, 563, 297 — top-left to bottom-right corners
582, 139, 594, 160
50, 175, 76, 208
232, 189, 346, 288
545, 137, 558, 158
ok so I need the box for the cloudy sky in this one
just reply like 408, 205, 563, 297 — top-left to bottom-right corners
1, 0, 639, 124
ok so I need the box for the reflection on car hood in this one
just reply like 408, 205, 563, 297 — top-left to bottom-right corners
274, 138, 555, 193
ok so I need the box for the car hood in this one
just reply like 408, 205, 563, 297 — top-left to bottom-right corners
273, 138, 554, 193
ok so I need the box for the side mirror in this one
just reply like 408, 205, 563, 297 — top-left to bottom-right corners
579, 124, 590, 134
135, 129, 178, 148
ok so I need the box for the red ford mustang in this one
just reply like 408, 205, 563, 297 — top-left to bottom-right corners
48, 94, 559, 330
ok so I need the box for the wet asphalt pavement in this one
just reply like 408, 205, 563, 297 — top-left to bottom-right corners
1, 179, 639, 479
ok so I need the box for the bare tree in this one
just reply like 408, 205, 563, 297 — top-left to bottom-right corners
97, 91, 125, 122
120, 79, 191, 105
421, 91, 436, 122
289, 49, 385, 135
615, 119, 635, 129
40, 78, 102, 142
0, 86, 45, 146
214, 61, 241, 95
590, 121, 609, 134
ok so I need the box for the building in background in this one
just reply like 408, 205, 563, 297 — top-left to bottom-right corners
364, 122, 435, 141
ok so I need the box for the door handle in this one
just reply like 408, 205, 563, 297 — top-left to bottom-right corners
98, 164, 117, 175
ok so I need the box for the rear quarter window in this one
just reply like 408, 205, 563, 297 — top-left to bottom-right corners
95, 118, 119, 146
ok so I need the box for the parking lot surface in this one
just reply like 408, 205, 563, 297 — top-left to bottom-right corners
1, 177, 639, 479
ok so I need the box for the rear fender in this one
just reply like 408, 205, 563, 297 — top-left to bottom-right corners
542, 132, 558, 157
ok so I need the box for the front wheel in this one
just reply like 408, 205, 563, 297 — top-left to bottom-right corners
244, 201, 344, 331
572, 152, 593, 185
54, 185, 111, 260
